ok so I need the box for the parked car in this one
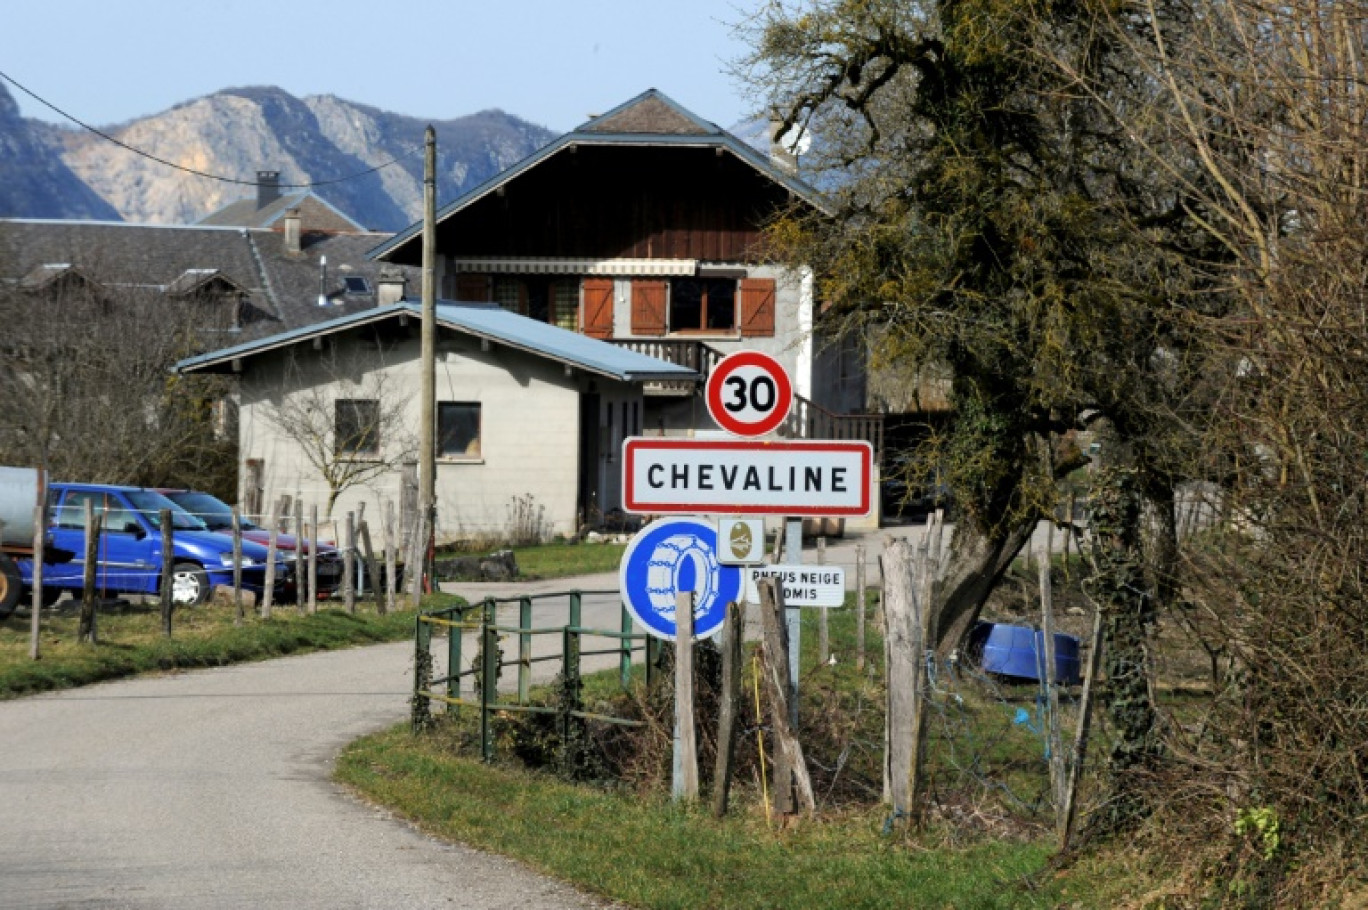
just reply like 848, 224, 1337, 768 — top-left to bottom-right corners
158, 489, 344, 599
25, 483, 289, 606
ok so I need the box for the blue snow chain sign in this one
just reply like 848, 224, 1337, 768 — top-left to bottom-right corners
619, 517, 742, 641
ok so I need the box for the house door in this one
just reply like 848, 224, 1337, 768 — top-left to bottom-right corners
578, 391, 601, 525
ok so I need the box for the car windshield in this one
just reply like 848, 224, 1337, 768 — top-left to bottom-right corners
163, 491, 258, 531
125, 490, 209, 531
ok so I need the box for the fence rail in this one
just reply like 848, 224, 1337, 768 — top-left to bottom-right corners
413, 588, 650, 762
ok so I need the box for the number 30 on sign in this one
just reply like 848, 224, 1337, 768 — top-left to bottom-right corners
705, 350, 794, 437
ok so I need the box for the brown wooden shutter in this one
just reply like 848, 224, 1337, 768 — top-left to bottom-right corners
454, 273, 492, 302
739, 278, 776, 337
631, 279, 667, 336
582, 277, 615, 338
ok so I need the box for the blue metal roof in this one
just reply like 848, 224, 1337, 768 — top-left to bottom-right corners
367, 89, 829, 263
174, 301, 699, 384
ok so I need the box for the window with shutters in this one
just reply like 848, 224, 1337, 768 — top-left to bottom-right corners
492, 276, 579, 328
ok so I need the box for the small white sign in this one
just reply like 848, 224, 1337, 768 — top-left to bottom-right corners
745, 565, 847, 608
716, 518, 766, 566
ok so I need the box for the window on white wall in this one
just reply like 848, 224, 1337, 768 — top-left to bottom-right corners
438, 402, 481, 458
668, 277, 736, 332
335, 399, 380, 456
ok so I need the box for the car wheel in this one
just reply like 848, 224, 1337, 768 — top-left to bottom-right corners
0, 555, 22, 619
171, 562, 211, 607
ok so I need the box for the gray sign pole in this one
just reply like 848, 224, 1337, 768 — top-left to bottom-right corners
785, 516, 802, 727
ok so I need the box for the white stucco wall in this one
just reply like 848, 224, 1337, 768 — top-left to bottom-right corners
235, 328, 627, 544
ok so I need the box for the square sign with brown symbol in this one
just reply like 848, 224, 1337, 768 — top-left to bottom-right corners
715, 518, 766, 566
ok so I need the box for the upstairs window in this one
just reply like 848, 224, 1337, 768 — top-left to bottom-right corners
668, 278, 736, 333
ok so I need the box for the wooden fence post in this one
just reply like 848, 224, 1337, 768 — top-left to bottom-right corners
881, 537, 920, 825
383, 500, 397, 616
1038, 521, 1066, 827
262, 501, 278, 619
308, 504, 318, 614
712, 599, 743, 818
673, 590, 698, 802
855, 544, 867, 671
359, 518, 379, 604
30, 501, 44, 661
293, 496, 304, 611
343, 510, 356, 614
78, 499, 99, 644
160, 509, 173, 637
757, 578, 816, 817
1061, 593, 1106, 851
231, 506, 243, 624
406, 508, 428, 607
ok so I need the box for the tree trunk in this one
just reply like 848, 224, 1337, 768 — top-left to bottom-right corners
931, 517, 1036, 658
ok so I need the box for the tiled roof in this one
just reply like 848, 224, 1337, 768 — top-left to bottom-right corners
174, 301, 700, 384
369, 89, 828, 263
579, 93, 715, 136
198, 192, 366, 232
0, 218, 418, 337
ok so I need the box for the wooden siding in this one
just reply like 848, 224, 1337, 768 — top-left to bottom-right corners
430, 146, 794, 263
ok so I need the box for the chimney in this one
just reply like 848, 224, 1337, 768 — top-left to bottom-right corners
768, 113, 797, 175
282, 208, 302, 255
256, 170, 281, 209
376, 269, 407, 307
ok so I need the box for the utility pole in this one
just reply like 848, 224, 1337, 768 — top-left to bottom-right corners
419, 125, 437, 592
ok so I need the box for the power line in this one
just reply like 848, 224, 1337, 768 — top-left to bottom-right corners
0, 68, 422, 189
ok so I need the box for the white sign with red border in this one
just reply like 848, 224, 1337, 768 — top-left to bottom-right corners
705, 350, 793, 437
622, 438, 872, 516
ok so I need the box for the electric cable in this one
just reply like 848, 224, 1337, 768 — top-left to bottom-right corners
0, 68, 421, 188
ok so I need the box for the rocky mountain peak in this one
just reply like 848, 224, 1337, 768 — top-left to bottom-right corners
0, 83, 556, 230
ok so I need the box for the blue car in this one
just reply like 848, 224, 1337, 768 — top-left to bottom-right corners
21, 483, 287, 606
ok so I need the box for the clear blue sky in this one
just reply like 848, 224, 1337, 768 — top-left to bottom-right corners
4, 0, 763, 133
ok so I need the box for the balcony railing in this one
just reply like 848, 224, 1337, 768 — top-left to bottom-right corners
607, 339, 721, 395
780, 395, 885, 467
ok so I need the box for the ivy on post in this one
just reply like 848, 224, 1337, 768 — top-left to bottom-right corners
411, 614, 433, 733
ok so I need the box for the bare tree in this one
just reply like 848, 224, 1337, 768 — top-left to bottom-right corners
257, 346, 416, 520
0, 265, 236, 494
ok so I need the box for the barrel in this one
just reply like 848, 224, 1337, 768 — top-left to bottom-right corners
968, 621, 1082, 685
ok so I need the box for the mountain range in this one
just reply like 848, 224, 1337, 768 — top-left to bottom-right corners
0, 82, 556, 232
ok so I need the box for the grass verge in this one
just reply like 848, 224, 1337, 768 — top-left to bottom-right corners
336, 590, 1136, 908
337, 723, 1068, 910
509, 540, 627, 580
0, 594, 456, 699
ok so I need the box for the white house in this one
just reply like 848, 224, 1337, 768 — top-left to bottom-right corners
175, 301, 696, 543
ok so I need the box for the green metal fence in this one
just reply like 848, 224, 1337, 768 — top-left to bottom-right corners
412, 589, 662, 761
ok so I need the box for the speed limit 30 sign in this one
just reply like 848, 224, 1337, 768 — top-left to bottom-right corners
705, 350, 793, 437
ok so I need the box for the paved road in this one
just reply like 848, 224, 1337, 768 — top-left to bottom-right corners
0, 607, 625, 909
